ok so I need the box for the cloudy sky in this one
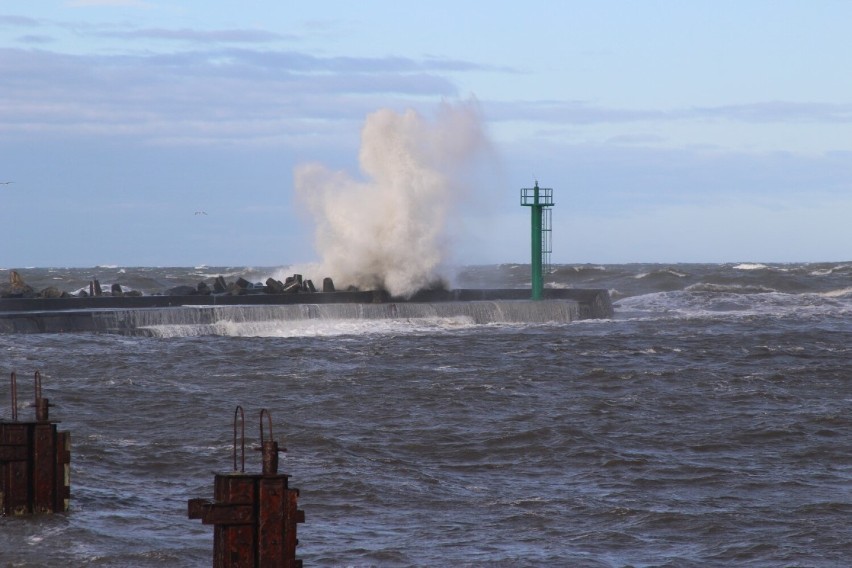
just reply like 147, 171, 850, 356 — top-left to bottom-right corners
2, 1, 851, 268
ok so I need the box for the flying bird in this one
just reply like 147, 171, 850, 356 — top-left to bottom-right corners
0, 181, 12, 185
194, 211, 208, 215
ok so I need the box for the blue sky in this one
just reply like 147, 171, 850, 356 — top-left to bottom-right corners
1, 0, 851, 268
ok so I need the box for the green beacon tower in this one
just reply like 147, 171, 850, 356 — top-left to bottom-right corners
520, 180, 554, 300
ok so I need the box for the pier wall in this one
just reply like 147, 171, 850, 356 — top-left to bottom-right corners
0, 289, 613, 334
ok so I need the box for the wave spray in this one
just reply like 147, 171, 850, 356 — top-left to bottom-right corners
294, 102, 489, 297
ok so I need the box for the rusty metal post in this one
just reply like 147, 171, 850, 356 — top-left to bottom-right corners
9, 371, 17, 421
1, 371, 71, 516
189, 407, 304, 568
234, 405, 245, 473
259, 409, 285, 476
35, 370, 51, 422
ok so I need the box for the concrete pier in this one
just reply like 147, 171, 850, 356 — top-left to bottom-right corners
0, 289, 613, 334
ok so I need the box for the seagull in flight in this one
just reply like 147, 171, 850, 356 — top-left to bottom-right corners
0, 181, 12, 185
194, 210, 208, 215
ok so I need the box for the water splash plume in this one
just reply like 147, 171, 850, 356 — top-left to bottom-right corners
294, 102, 489, 297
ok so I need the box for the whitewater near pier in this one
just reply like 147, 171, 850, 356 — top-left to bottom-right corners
0, 286, 613, 335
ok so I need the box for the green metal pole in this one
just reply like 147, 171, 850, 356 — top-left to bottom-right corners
531, 183, 543, 300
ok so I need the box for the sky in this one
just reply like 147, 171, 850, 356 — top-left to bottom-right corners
2, 0, 852, 268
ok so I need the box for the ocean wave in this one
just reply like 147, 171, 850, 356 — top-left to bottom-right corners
819, 287, 852, 299
809, 264, 852, 276
614, 289, 852, 322
608, 288, 625, 300
562, 264, 607, 273
635, 268, 689, 279
732, 263, 771, 270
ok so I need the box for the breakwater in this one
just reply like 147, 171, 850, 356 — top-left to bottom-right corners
0, 289, 613, 334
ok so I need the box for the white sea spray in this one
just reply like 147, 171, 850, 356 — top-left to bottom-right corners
294, 102, 490, 297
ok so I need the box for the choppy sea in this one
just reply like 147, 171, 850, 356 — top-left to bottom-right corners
1, 262, 851, 567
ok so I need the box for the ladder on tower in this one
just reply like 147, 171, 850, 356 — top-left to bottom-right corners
542, 206, 552, 278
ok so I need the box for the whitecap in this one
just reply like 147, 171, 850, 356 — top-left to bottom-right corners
635, 269, 687, 279
820, 287, 852, 299
685, 282, 777, 294
809, 264, 852, 276
733, 263, 769, 270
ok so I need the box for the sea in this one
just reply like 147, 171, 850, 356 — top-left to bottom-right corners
1, 262, 850, 567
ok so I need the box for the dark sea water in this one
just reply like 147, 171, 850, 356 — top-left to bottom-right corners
1, 262, 851, 567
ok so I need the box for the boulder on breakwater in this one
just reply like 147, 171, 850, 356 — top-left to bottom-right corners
0, 271, 330, 300
0, 271, 36, 298
166, 274, 320, 297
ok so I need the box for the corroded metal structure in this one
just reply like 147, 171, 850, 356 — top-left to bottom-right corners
1, 371, 71, 515
189, 407, 304, 568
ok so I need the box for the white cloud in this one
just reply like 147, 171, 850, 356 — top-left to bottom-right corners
0, 47, 461, 146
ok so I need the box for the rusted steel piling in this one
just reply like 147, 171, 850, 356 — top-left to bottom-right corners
1, 371, 71, 516
189, 407, 304, 568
